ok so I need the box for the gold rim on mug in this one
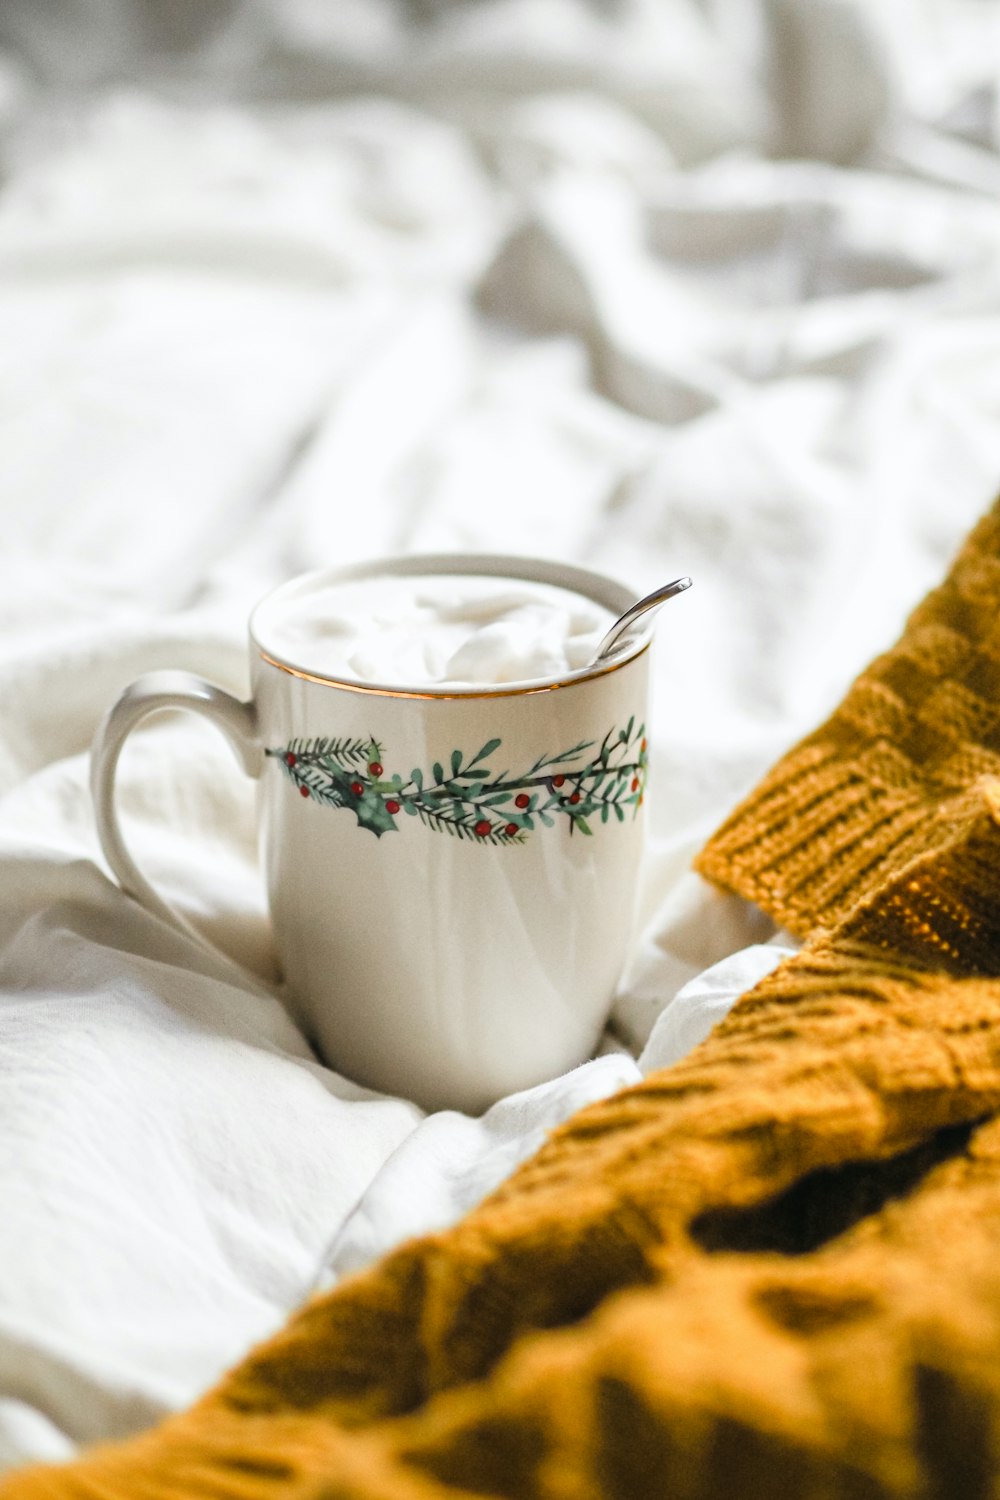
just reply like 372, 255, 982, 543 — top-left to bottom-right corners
249, 552, 653, 700
256, 640, 650, 700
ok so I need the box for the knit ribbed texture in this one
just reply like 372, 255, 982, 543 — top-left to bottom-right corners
9, 502, 1000, 1500
695, 500, 1000, 938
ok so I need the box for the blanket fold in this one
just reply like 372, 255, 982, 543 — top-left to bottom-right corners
696, 500, 1000, 941
8, 500, 1000, 1499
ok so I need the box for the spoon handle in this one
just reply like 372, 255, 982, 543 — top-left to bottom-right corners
594, 576, 692, 663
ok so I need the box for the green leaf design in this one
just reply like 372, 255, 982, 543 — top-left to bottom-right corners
267, 719, 647, 843
353, 789, 398, 838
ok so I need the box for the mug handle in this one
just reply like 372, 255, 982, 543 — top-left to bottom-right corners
90, 670, 263, 951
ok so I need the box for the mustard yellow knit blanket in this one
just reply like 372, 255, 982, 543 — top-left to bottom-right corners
10, 502, 1000, 1499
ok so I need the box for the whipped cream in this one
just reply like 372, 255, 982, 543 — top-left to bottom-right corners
261, 573, 616, 687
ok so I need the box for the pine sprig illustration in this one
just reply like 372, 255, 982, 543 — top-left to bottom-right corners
267, 722, 647, 842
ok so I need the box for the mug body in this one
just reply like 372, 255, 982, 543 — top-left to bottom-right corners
251, 556, 650, 1114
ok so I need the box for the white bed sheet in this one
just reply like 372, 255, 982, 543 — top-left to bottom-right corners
1, 0, 1000, 1469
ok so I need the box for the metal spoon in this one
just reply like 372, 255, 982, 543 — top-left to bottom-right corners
592, 576, 692, 664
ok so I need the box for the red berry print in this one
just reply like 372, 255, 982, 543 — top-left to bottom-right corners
279, 723, 644, 843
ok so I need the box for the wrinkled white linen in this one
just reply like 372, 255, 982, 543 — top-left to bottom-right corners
2, 0, 1000, 1471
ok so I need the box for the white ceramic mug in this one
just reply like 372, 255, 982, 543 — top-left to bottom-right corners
91, 555, 652, 1113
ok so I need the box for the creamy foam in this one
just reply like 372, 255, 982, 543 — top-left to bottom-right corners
259, 573, 616, 687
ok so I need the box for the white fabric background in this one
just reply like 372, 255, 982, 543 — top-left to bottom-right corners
1, 0, 1000, 1470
